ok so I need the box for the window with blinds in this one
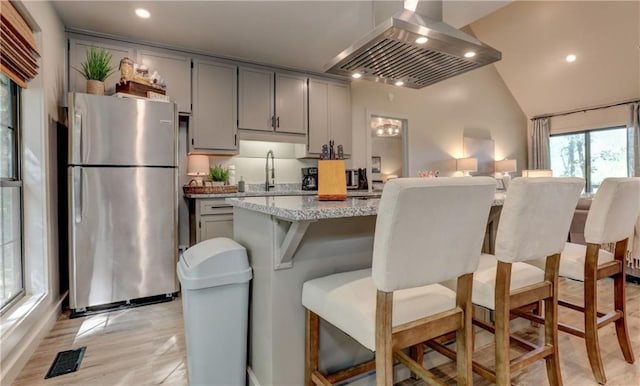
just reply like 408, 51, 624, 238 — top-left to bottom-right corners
0, 0, 40, 88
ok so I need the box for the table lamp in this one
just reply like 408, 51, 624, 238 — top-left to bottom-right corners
495, 159, 517, 189
456, 157, 477, 177
187, 154, 210, 186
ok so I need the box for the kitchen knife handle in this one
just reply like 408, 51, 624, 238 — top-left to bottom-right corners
73, 168, 83, 223
73, 113, 82, 163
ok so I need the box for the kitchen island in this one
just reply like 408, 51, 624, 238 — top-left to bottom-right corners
227, 194, 504, 386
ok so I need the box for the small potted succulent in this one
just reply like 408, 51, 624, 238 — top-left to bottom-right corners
209, 164, 230, 186
75, 46, 116, 95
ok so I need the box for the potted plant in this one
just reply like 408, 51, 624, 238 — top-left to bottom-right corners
74, 46, 116, 95
209, 164, 230, 186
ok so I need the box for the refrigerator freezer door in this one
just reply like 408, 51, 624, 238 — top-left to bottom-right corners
69, 166, 177, 309
69, 93, 177, 166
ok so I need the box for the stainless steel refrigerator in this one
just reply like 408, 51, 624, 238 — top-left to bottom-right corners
67, 92, 178, 314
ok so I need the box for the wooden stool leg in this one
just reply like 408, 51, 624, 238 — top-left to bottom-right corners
457, 273, 473, 386
305, 310, 320, 386
585, 244, 607, 384
375, 291, 394, 386
613, 240, 635, 363
409, 344, 424, 379
544, 253, 562, 386
495, 262, 512, 386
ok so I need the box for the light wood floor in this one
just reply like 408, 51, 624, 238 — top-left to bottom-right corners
12, 278, 640, 386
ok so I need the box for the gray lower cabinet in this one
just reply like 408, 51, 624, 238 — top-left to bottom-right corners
69, 38, 134, 95
191, 59, 238, 153
137, 49, 191, 113
308, 78, 352, 156
189, 198, 233, 245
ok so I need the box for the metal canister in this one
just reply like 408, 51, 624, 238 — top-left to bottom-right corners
119, 57, 134, 81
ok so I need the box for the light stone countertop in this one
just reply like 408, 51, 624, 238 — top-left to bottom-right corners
227, 192, 506, 222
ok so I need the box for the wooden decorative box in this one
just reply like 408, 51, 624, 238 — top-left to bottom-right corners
183, 184, 238, 195
116, 80, 166, 97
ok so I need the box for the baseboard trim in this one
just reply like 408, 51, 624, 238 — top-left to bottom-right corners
1, 295, 64, 385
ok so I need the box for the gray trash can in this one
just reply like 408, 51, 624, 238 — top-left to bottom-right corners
177, 237, 252, 386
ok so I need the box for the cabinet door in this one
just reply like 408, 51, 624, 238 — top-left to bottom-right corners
192, 60, 237, 151
69, 39, 133, 95
275, 73, 307, 135
199, 215, 234, 242
308, 79, 329, 155
329, 83, 352, 156
138, 50, 191, 113
238, 67, 274, 132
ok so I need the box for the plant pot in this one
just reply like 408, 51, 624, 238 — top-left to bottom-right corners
86, 80, 105, 95
212, 181, 225, 186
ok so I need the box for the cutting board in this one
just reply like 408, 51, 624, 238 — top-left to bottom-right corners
318, 160, 347, 201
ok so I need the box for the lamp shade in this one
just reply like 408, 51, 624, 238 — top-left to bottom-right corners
521, 169, 553, 177
495, 159, 517, 173
456, 157, 478, 172
187, 154, 210, 176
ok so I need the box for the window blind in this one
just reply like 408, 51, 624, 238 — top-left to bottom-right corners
0, 0, 39, 88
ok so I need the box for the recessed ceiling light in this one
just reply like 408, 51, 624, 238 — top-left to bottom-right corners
395, 81, 404, 87
352, 72, 362, 79
135, 8, 151, 18
566, 54, 577, 62
464, 51, 476, 58
415, 36, 428, 44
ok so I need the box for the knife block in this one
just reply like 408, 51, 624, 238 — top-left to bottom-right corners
318, 160, 347, 201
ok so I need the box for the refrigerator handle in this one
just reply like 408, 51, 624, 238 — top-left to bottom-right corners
73, 112, 82, 163
73, 168, 83, 223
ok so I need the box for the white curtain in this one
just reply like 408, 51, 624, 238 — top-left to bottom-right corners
528, 117, 551, 169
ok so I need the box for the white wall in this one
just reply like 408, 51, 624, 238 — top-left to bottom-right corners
198, 141, 318, 185
0, 2, 66, 384
351, 64, 528, 178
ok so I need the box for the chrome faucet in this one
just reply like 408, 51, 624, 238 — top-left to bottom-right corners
265, 150, 275, 191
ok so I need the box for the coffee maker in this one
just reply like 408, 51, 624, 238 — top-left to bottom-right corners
301, 167, 318, 190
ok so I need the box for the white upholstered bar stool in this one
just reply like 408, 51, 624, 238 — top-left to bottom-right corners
302, 177, 496, 386
526, 177, 640, 384
436, 177, 584, 385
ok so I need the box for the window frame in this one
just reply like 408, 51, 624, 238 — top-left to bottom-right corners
550, 125, 630, 193
1, 76, 25, 313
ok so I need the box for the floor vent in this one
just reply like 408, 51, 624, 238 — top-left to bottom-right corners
45, 347, 86, 379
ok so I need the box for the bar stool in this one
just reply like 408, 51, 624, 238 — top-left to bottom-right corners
302, 177, 496, 385
525, 177, 640, 384
436, 177, 583, 385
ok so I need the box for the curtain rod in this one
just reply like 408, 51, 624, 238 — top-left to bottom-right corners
531, 98, 640, 121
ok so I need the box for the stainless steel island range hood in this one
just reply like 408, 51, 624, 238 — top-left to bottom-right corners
324, 0, 502, 89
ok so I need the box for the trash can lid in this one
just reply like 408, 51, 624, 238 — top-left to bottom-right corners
178, 238, 252, 289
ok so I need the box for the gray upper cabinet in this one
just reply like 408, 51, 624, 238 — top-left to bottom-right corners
137, 49, 191, 113
238, 67, 274, 132
308, 79, 352, 156
238, 67, 307, 135
69, 38, 133, 95
191, 59, 237, 153
275, 73, 307, 135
